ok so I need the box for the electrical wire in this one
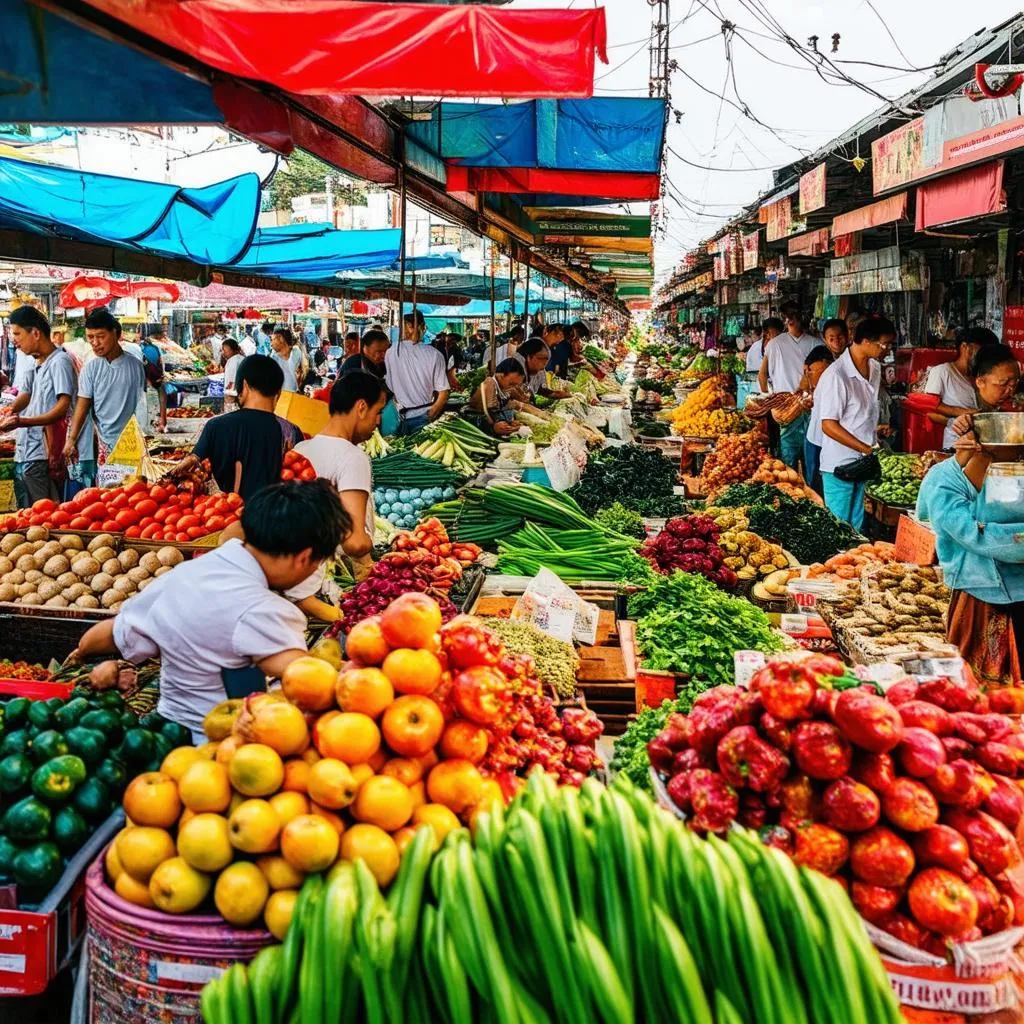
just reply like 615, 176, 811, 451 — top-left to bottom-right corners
667, 143, 778, 172
861, 0, 916, 69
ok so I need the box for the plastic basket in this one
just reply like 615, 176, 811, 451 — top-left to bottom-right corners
0, 678, 74, 699
0, 607, 107, 664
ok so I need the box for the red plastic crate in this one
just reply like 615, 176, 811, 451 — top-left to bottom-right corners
0, 679, 74, 700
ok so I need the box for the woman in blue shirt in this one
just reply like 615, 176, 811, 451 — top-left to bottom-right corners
917, 364, 1024, 687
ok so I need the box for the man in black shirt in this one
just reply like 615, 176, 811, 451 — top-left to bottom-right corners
339, 329, 389, 382
544, 323, 572, 378
193, 355, 302, 502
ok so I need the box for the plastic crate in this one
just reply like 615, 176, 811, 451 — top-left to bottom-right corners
0, 679, 74, 700
0, 608, 106, 665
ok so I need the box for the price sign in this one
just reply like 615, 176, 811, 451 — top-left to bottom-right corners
894, 515, 937, 565
97, 463, 134, 489
106, 416, 146, 471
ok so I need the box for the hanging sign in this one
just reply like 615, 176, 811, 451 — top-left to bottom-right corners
741, 231, 760, 271
764, 197, 793, 242
872, 117, 925, 195
799, 163, 827, 215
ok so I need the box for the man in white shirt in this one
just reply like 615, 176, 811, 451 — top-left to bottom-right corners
207, 323, 227, 365
924, 327, 997, 448
384, 309, 449, 435
239, 330, 257, 357
746, 318, 784, 374
494, 325, 525, 368
72, 480, 350, 742
760, 306, 818, 394
816, 316, 895, 530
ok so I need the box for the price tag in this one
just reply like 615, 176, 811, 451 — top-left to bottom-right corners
780, 613, 809, 634
894, 515, 937, 565
734, 650, 766, 688
106, 416, 146, 469
97, 463, 134, 489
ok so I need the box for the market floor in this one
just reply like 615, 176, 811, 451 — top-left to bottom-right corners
1, 966, 74, 1022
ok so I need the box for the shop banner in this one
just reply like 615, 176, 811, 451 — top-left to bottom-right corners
915, 160, 1005, 230
1003, 305, 1024, 358
799, 163, 826, 215
788, 228, 830, 257
872, 118, 925, 195
832, 192, 908, 237
764, 197, 793, 242
741, 230, 759, 271
833, 232, 860, 258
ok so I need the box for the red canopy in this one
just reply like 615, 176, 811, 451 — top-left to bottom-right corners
445, 165, 660, 200
80, 1, 608, 99
59, 277, 180, 310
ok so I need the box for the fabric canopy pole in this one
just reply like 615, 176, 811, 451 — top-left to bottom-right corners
78, 0, 608, 99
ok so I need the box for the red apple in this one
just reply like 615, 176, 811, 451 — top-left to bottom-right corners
851, 751, 896, 794
883, 778, 940, 832
899, 701, 954, 736
793, 822, 849, 876
940, 736, 975, 761
833, 690, 904, 754
908, 868, 979, 937
792, 721, 853, 781
976, 741, 1022, 778
926, 759, 981, 807
822, 776, 881, 832
879, 911, 928, 948
850, 827, 915, 887
965, 872, 999, 926
885, 680, 919, 706
913, 825, 971, 874
944, 810, 1020, 877
983, 774, 1024, 831
851, 881, 903, 924
897, 727, 947, 778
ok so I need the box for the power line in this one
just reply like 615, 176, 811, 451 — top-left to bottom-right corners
861, 0, 916, 69
667, 143, 778, 172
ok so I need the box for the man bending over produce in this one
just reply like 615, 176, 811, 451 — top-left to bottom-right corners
72, 480, 349, 742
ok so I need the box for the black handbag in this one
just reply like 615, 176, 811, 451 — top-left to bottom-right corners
833, 451, 880, 483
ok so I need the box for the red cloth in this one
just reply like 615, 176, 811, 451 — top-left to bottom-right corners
445, 165, 660, 200
81, 1, 608, 99
915, 161, 1005, 230
59, 276, 179, 310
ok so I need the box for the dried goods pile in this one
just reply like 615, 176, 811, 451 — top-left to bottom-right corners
649, 652, 1024, 956
201, 772, 901, 1024
698, 432, 766, 493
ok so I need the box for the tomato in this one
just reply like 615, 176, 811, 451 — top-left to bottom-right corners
140, 523, 161, 539
175, 494, 192, 507
31, 498, 56, 513
186, 526, 205, 539
124, 526, 142, 538
175, 532, 191, 543
177, 515, 200, 531
69, 516, 90, 530
134, 499, 157, 517
126, 481, 148, 497
212, 499, 230, 515
82, 502, 107, 521
115, 509, 140, 528
75, 488, 102, 507
280, 468, 295, 481
49, 511, 71, 526
87, 521, 104, 531
101, 520, 120, 533
206, 515, 225, 531
29, 513, 49, 526
225, 494, 243, 509
149, 485, 168, 503
108, 492, 129, 510
57, 501, 75, 512
299, 468, 316, 482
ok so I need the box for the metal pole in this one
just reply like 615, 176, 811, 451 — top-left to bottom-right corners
508, 258, 515, 334
489, 242, 497, 371
524, 263, 531, 336
397, 173, 407, 340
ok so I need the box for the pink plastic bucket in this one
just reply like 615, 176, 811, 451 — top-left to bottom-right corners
84, 853, 273, 1023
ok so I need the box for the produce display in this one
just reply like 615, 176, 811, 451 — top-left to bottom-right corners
749, 457, 811, 501
593, 501, 646, 539
279, 449, 316, 482
648, 652, 1024, 957
610, 695, 702, 791
0, 529, 184, 610
368, 452, 462, 492
0, 659, 53, 681
201, 772, 900, 1024
0, 689, 188, 899
868, 449, 923, 506
374, 484, 458, 530
480, 618, 578, 698
807, 541, 898, 580
698, 431, 766, 493
409, 420, 497, 477
640, 515, 737, 589
166, 406, 216, 419
0, 478, 241, 542
628, 572, 785, 685
670, 375, 749, 437
718, 526, 790, 582
568, 444, 678, 517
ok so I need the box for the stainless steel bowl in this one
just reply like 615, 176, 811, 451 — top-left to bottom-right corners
974, 412, 1024, 445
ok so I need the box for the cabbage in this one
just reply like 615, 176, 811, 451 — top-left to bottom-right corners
399, 489, 412, 502
385, 489, 399, 503
378, 503, 391, 515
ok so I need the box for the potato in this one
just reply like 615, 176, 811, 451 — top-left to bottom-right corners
154, 565, 173, 577
25, 526, 48, 542
137, 577, 153, 592
16, 582, 37, 597
112, 576, 137, 596
0, 583, 15, 602
71, 556, 100, 581
100, 589, 120, 609
118, 549, 140, 571
102, 558, 122, 576
15, 554, 36, 573
36, 580, 61, 602
3, 568, 25, 586
24, 570, 43, 585
55, 571, 78, 589
127, 566, 150, 584
90, 572, 115, 594
62, 583, 88, 601
0, 534, 25, 555
139, 552, 161, 575
30, 540, 45, 553
32, 551, 50, 570
44, 595, 68, 608
0, 556, 11, 576
20, 592, 43, 606
59, 535, 84, 552
87, 534, 116, 554
10, 542, 34, 562
38, 541, 62, 560
43, 554, 71, 578
157, 546, 184, 568
108, 600, 124, 613
91, 546, 117, 565
74, 594, 100, 609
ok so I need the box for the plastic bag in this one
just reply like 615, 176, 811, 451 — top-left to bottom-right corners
511, 567, 598, 645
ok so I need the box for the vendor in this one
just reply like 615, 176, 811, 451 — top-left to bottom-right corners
73, 480, 349, 742
758, 304, 817, 395
745, 317, 783, 374
545, 324, 572, 379
384, 310, 450, 435
221, 337, 244, 401
465, 358, 532, 437
925, 327, 999, 448
816, 316, 895, 529
917, 397, 1024, 687
514, 338, 570, 401
271, 326, 303, 393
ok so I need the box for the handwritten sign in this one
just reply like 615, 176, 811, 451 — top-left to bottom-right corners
799, 163, 826, 214
894, 515, 937, 565
97, 464, 135, 489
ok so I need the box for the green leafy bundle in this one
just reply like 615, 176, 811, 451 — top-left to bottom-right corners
569, 444, 678, 516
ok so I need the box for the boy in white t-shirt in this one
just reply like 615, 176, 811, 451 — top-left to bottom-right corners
924, 328, 997, 448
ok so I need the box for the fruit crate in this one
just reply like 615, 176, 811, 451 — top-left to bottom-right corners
0, 810, 123, 996
0, 605, 110, 664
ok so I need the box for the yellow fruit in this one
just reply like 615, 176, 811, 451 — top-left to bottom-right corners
228, 792, 245, 816
160, 746, 205, 782
179, 808, 196, 830
412, 804, 461, 848
352, 775, 413, 833
215, 735, 243, 766
264, 889, 299, 941
300, 748, 321, 766
214, 862, 269, 927
281, 655, 338, 712
269, 791, 310, 828
116, 826, 177, 883
408, 780, 426, 811
228, 744, 285, 797
280, 814, 340, 873
204, 698, 244, 741
105, 832, 127, 883
148, 857, 212, 914
392, 826, 418, 856
178, 760, 232, 813
309, 802, 346, 837
228, 799, 281, 855
234, 696, 309, 757
195, 741, 220, 760
307, 758, 357, 810
340, 824, 400, 887
177, 813, 233, 872
256, 855, 304, 891
122, 772, 181, 829
350, 763, 375, 790
281, 758, 311, 794
309, 635, 343, 670
115, 871, 155, 908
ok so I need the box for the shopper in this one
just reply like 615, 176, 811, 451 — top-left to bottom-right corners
821, 318, 850, 359
343, 331, 361, 359
221, 337, 244, 400
239, 330, 257, 357
759, 304, 817, 394
466, 358, 530, 437
514, 338, 570, 401
340, 328, 389, 381
64, 309, 146, 465
192, 355, 303, 501
545, 324, 572, 378
494, 325, 524, 367
816, 316, 895, 530
794, 346, 835, 491
925, 327, 999, 448
136, 326, 169, 433
256, 320, 274, 356
947, 345, 1022, 441
746, 317, 784, 375
271, 326, 302, 393
207, 323, 227, 366
73, 480, 349, 741
0, 307, 82, 504
917, 425, 1024, 688
384, 309, 449, 435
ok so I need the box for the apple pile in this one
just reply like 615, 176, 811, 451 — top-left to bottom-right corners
648, 653, 1024, 957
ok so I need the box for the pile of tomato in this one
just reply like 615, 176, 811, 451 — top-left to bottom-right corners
280, 449, 316, 482
0, 482, 242, 542
0, 659, 52, 681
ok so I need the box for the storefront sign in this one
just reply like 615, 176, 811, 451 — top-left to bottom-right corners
788, 228, 830, 257
942, 115, 1024, 171
799, 163, 826, 215
763, 197, 793, 242
534, 215, 651, 238
741, 230, 759, 271
1003, 305, 1024, 357
872, 117, 925, 195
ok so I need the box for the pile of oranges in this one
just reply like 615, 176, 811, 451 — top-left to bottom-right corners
103, 594, 519, 937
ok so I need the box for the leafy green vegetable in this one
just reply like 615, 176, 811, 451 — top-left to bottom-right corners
628, 572, 784, 685
633, 378, 676, 397
624, 495, 690, 518
569, 444, 679, 516
610, 695, 702, 791
594, 502, 646, 539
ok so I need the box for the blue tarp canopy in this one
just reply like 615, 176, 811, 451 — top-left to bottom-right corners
421, 297, 585, 317
235, 225, 401, 282
407, 99, 665, 174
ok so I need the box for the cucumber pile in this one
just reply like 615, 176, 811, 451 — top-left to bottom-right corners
0, 690, 189, 900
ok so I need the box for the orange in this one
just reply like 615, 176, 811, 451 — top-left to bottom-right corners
160, 746, 205, 782
177, 813, 233, 873
281, 758, 311, 794
178, 760, 232, 813
426, 760, 483, 814
314, 712, 381, 764
413, 803, 461, 848
280, 814, 340, 873
264, 889, 299, 941
237, 699, 310, 758
148, 857, 211, 914
300, 747, 321, 765
228, 744, 285, 797
368, 748, 388, 772
281, 655, 338, 712
228, 799, 281, 854
350, 763, 375, 790
256, 855, 305, 891
307, 759, 358, 809
340, 824, 400, 887
439, 720, 488, 764
408, 780, 427, 811
214, 862, 269, 926
215, 735, 244, 766
115, 871, 156, 908
105, 831, 126, 883
116, 826, 176, 883
335, 667, 394, 719
381, 757, 424, 787
352, 775, 413, 832
179, 808, 196, 830
269, 790, 310, 828
417, 748, 440, 773
380, 593, 442, 650
381, 648, 443, 696
392, 826, 418, 856
381, 696, 444, 758
345, 616, 391, 666
309, 802, 346, 837
122, 772, 181, 829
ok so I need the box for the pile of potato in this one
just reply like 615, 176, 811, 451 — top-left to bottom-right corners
0, 529, 185, 611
